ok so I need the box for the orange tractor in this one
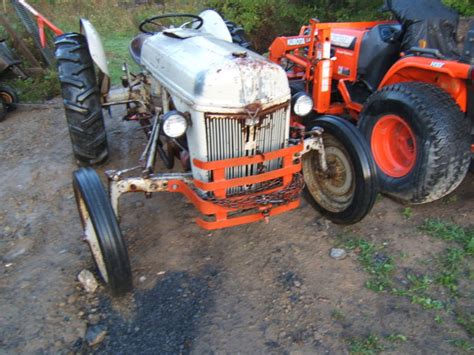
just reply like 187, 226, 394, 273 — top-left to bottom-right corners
269, 0, 473, 204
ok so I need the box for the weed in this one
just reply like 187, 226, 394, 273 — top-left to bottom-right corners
349, 335, 384, 355
344, 239, 395, 292
331, 309, 346, 321
402, 207, 412, 219
421, 219, 474, 254
442, 194, 458, 204
434, 315, 443, 324
448, 339, 474, 351
386, 334, 407, 342
410, 295, 444, 310
456, 311, 474, 337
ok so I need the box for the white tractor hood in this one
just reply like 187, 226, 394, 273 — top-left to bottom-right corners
140, 31, 290, 112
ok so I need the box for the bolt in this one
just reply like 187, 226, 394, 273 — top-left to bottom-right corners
130, 184, 137, 191
150, 183, 158, 190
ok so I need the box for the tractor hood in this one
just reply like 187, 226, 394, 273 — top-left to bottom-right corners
140, 31, 290, 111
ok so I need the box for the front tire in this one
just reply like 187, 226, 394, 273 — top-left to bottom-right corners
73, 168, 133, 296
303, 115, 378, 224
359, 82, 471, 204
55, 33, 108, 166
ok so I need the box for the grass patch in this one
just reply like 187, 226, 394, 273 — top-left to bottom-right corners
421, 219, 474, 254
456, 311, 474, 337
402, 207, 412, 219
344, 238, 395, 292
448, 339, 474, 351
102, 36, 141, 85
348, 333, 408, 354
343, 220, 473, 347
421, 219, 473, 296
349, 335, 384, 355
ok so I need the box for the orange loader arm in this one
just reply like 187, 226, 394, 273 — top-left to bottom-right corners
17, 0, 63, 47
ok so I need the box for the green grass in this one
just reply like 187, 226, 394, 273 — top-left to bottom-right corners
421, 219, 474, 254
348, 333, 408, 354
344, 238, 395, 293
448, 339, 474, 351
102, 36, 140, 85
342, 219, 473, 350
402, 207, 413, 219
349, 335, 384, 355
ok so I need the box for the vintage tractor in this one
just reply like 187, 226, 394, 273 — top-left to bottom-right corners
269, 0, 473, 205
21, 1, 378, 295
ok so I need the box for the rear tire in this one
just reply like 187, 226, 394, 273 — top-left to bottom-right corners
359, 82, 471, 204
0, 85, 19, 112
73, 168, 133, 296
225, 20, 253, 50
303, 115, 378, 224
55, 33, 108, 166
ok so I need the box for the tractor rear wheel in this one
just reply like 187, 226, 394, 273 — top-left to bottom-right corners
303, 115, 378, 224
73, 168, 133, 296
359, 82, 471, 204
225, 20, 253, 50
54, 33, 108, 166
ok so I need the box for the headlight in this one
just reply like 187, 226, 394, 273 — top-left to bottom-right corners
162, 111, 188, 138
292, 92, 313, 117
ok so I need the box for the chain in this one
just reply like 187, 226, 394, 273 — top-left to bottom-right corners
203, 173, 305, 210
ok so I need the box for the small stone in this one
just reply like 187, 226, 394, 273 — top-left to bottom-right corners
139, 276, 146, 283
78, 270, 98, 293
330, 248, 347, 260
157, 271, 166, 275
85, 324, 107, 346
294, 280, 302, 288
67, 295, 78, 304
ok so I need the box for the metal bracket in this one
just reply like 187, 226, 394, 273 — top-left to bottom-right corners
296, 127, 328, 172
106, 172, 193, 220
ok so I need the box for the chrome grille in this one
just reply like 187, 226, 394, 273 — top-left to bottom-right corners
205, 105, 289, 192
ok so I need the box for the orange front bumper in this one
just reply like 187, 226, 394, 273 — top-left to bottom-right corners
166, 144, 304, 230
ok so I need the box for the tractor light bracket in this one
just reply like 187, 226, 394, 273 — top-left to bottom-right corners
298, 128, 328, 172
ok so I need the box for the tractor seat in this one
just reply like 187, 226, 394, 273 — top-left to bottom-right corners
357, 24, 402, 91
129, 33, 152, 65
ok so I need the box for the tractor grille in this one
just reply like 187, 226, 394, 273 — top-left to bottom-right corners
205, 104, 289, 193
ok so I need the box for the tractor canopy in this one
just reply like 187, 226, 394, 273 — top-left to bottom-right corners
384, 0, 460, 58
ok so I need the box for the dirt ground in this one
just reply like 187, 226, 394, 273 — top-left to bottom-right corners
0, 103, 473, 354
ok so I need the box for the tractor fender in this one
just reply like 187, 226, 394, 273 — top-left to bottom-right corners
378, 56, 471, 111
198, 10, 232, 43
80, 19, 110, 78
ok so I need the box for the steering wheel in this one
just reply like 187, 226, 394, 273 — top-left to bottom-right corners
139, 14, 204, 34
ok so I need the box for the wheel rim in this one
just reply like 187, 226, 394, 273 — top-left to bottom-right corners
0, 92, 13, 105
76, 192, 109, 283
371, 114, 416, 178
303, 135, 355, 213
